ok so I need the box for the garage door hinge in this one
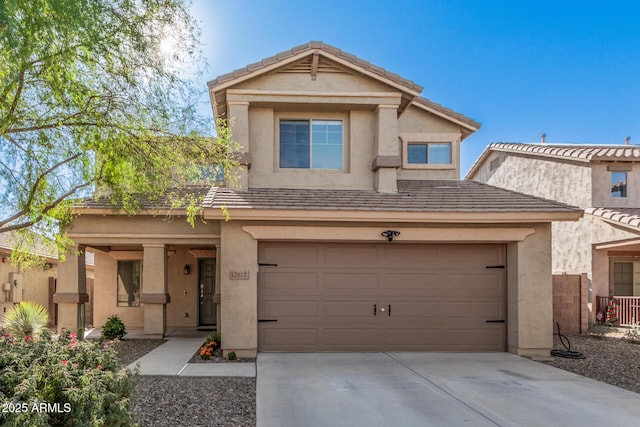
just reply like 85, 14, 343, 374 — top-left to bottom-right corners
485, 265, 505, 269
258, 263, 278, 267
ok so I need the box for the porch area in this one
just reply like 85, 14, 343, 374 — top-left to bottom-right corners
596, 296, 640, 326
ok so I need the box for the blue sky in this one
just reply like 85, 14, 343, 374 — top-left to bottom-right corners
190, 0, 640, 175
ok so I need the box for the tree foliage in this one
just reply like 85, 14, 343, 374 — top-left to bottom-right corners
0, 0, 236, 259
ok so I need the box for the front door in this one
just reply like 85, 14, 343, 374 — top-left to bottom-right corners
198, 258, 216, 325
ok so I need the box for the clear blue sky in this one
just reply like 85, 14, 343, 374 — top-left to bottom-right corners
190, 0, 640, 175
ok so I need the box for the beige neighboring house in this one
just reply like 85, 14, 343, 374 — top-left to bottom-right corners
59, 42, 581, 358
0, 232, 95, 326
467, 142, 640, 326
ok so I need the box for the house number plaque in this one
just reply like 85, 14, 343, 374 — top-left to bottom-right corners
229, 270, 250, 280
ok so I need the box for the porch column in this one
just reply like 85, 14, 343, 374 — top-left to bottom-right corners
53, 246, 88, 336
141, 244, 169, 338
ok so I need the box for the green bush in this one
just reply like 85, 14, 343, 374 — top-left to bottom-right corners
101, 315, 126, 340
205, 331, 221, 347
0, 329, 136, 426
2, 302, 49, 339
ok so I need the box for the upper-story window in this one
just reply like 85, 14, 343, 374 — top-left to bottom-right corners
611, 171, 627, 198
279, 119, 343, 169
407, 142, 451, 165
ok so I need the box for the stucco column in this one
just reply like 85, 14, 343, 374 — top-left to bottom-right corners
228, 101, 250, 189
373, 104, 400, 193
220, 221, 258, 358
54, 246, 88, 337
507, 223, 553, 357
141, 244, 169, 338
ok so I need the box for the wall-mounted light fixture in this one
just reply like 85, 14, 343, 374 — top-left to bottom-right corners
184, 264, 191, 275
44, 263, 53, 270
381, 230, 400, 242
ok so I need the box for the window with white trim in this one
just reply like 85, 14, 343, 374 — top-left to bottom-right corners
279, 119, 343, 169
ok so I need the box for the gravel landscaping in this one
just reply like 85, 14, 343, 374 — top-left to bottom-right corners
112, 333, 639, 426
544, 333, 640, 394
114, 339, 256, 426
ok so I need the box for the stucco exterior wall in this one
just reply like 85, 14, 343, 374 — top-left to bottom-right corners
507, 223, 552, 356
234, 71, 394, 93
591, 162, 640, 207
93, 251, 144, 329
0, 256, 54, 317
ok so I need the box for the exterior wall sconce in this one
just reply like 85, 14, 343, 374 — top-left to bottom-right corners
44, 263, 53, 270
184, 264, 191, 275
381, 230, 400, 242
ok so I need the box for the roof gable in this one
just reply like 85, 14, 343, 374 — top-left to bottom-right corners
208, 41, 479, 131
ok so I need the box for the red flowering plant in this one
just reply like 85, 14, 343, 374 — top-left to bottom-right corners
0, 328, 136, 426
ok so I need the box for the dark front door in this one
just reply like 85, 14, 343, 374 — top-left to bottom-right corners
198, 259, 216, 325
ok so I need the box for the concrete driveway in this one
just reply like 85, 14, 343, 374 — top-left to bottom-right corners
257, 352, 640, 427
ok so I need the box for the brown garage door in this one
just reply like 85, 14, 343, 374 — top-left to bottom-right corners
258, 242, 506, 352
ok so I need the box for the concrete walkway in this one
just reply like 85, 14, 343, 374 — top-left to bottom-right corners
257, 352, 640, 427
86, 328, 255, 377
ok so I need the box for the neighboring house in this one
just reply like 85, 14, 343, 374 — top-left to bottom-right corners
59, 42, 581, 358
467, 143, 640, 325
0, 232, 95, 327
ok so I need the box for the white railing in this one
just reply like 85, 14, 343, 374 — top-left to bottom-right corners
598, 296, 640, 326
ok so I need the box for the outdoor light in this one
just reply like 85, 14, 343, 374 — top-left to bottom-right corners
184, 264, 191, 275
381, 230, 400, 242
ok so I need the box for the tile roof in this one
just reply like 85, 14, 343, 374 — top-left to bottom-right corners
466, 143, 640, 179
586, 208, 640, 230
79, 185, 212, 210
207, 41, 480, 131
205, 180, 579, 213
207, 41, 424, 94
0, 231, 57, 259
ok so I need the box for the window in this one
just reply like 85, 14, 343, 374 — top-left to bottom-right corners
279, 119, 343, 169
611, 172, 627, 197
117, 260, 142, 307
407, 142, 451, 164
613, 261, 640, 296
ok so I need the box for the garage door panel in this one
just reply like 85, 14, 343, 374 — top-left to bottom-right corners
259, 243, 320, 266
447, 301, 504, 319
383, 245, 441, 267
324, 328, 380, 346
439, 245, 505, 269
323, 272, 380, 291
261, 271, 319, 293
261, 300, 319, 317
324, 300, 379, 317
383, 273, 441, 293
443, 274, 505, 296
323, 244, 380, 267
382, 301, 443, 318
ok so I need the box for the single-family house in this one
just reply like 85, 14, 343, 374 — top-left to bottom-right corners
58, 42, 581, 357
467, 142, 640, 326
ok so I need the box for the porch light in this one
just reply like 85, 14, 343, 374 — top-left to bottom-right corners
184, 264, 191, 275
381, 230, 400, 242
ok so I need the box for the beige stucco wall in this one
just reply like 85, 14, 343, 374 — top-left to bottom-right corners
70, 214, 220, 238
507, 223, 552, 356
0, 254, 55, 318
234, 71, 394, 93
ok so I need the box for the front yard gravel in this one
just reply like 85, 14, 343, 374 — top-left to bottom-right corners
544, 334, 640, 394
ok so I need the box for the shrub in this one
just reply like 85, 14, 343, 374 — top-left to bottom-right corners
624, 323, 640, 344
227, 349, 237, 361
205, 331, 221, 346
101, 315, 126, 340
0, 329, 136, 426
2, 301, 49, 339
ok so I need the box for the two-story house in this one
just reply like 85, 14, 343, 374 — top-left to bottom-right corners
56, 43, 580, 358
467, 143, 640, 325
